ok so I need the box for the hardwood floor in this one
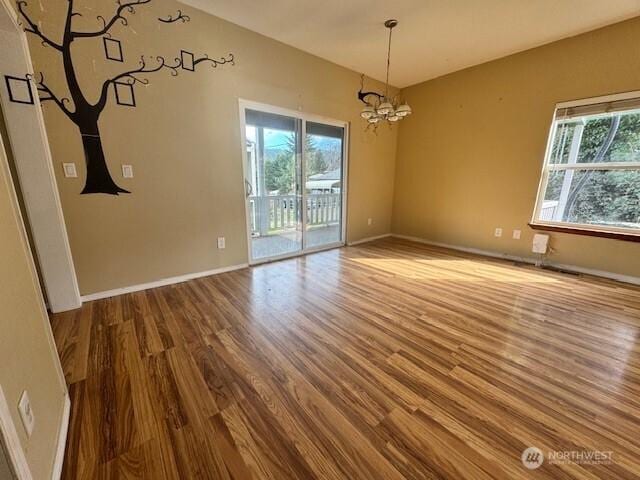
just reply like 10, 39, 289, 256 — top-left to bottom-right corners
50, 237, 640, 479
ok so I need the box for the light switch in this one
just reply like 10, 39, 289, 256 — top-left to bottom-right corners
122, 165, 134, 178
63, 163, 77, 178
513, 229, 521, 240
494, 228, 503, 237
217, 237, 225, 249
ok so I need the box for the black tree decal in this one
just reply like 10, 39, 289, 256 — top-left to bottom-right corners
18, 0, 233, 195
158, 10, 190, 23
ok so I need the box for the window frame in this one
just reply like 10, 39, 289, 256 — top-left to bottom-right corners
530, 91, 640, 242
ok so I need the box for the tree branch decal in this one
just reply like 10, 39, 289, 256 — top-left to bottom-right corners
16, 1, 63, 50
95, 55, 180, 111
72, 0, 152, 38
194, 53, 235, 68
17, 0, 235, 195
27, 73, 75, 121
158, 10, 190, 23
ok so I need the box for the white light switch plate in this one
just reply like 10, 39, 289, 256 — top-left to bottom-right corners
494, 228, 503, 237
367, 218, 372, 226
122, 165, 134, 178
513, 229, 521, 240
62, 163, 77, 178
217, 237, 225, 249
18, 391, 34, 437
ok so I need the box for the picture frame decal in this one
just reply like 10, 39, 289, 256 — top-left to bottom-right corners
4, 75, 34, 105
103, 37, 124, 62
114, 81, 136, 107
180, 50, 195, 71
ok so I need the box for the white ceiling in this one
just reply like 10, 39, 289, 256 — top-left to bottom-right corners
181, 0, 640, 88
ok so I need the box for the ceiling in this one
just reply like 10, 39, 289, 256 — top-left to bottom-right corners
180, 0, 640, 88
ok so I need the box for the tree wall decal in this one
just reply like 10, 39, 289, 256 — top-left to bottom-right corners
158, 10, 190, 23
18, 0, 234, 195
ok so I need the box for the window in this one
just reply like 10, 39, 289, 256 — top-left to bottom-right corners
532, 93, 640, 240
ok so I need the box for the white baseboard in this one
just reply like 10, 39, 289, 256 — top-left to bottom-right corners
81, 263, 249, 302
51, 392, 70, 480
392, 234, 535, 264
391, 234, 640, 286
347, 233, 392, 246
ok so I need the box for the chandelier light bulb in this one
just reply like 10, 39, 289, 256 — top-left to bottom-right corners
360, 105, 375, 119
395, 104, 412, 117
377, 101, 393, 116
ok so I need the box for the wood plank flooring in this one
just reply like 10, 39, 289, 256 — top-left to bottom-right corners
50, 237, 640, 479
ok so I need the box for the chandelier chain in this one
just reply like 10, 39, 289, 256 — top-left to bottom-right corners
385, 24, 393, 98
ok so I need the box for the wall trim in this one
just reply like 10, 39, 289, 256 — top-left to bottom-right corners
81, 263, 249, 302
51, 393, 69, 480
391, 234, 640, 286
347, 233, 392, 246
0, 0, 82, 314
0, 385, 32, 480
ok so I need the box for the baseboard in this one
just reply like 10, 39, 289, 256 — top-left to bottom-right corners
542, 261, 640, 285
392, 234, 535, 264
347, 233, 392, 246
391, 234, 640, 286
52, 392, 70, 480
80, 263, 249, 302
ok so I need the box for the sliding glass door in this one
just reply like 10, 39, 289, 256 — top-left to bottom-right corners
241, 102, 347, 263
304, 122, 344, 249
244, 109, 303, 261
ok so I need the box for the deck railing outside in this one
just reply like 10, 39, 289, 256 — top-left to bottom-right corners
539, 200, 559, 221
249, 193, 341, 235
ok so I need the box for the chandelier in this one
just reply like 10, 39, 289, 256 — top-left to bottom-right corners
358, 19, 411, 127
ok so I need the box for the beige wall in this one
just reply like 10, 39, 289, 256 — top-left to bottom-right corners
393, 16, 640, 278
0, 119, 66, 479
28, 0, 397, 295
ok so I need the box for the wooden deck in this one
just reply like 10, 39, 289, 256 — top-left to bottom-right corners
251, 224, 340, 260
50, 237, 640, 479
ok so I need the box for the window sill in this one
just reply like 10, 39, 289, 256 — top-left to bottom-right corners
528, 223, 640, 243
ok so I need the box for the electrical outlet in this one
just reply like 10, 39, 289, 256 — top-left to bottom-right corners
367, 218, 372, 226
62, 163, 77, 178
513, 229, 521, 240
217, 237, 225, 249
494, 228, 503, 238
18, 391, 34, 437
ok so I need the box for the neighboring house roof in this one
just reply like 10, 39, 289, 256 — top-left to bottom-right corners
308, 169, 341, 181
306, 169, 341, 191
306, 180, 339, 190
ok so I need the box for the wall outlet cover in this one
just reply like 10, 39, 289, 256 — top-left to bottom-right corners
494, 228, 503, 237
217, 237, 225, 249
513, 229, 521, 240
